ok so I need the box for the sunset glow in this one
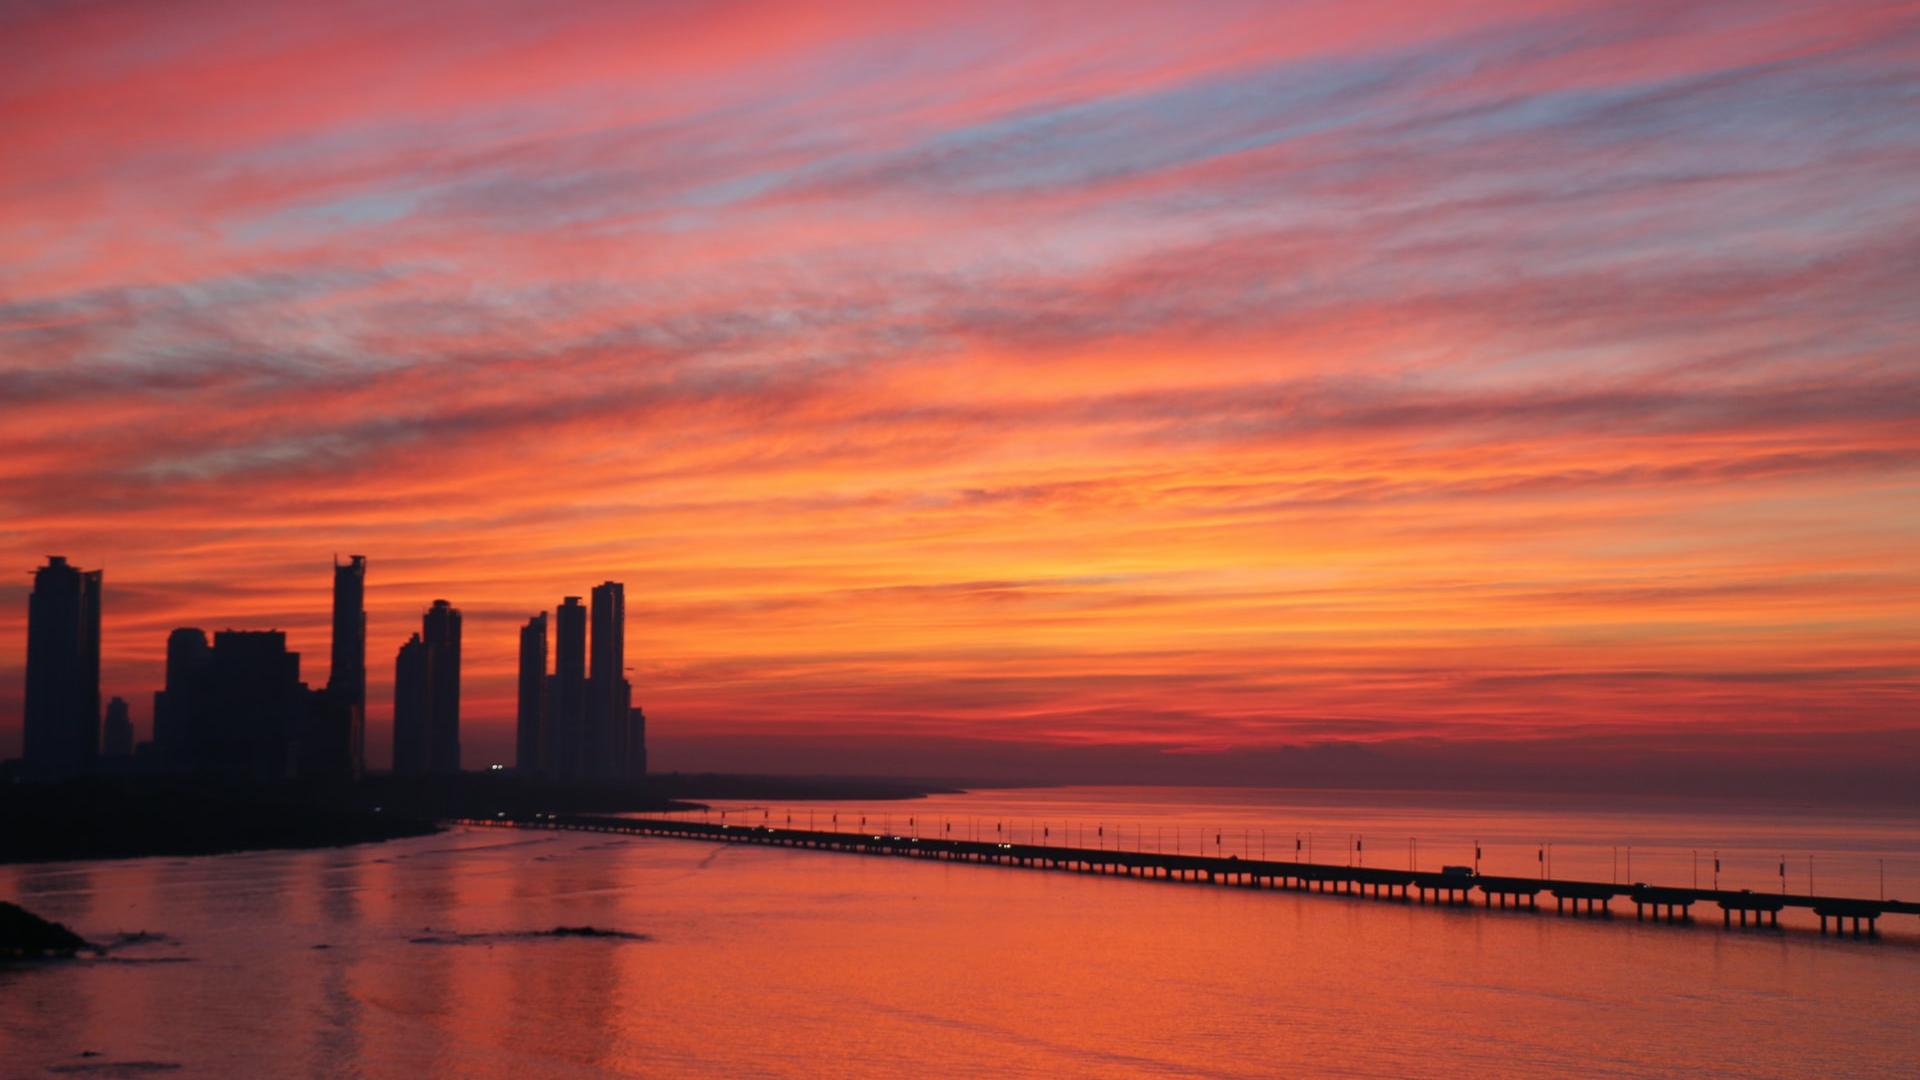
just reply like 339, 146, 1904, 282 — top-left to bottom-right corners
3, 0, 1917, 774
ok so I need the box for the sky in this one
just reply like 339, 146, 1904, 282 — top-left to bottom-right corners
2, 0, 1917, 788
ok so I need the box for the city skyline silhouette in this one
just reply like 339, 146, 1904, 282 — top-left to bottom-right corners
5, 1, 1917, 799
3, 3, 1917, 1077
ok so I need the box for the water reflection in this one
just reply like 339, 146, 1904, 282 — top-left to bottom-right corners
1, 790, 1916, 1078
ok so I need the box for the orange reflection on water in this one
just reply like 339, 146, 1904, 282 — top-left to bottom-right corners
3, 788, 1918, 1077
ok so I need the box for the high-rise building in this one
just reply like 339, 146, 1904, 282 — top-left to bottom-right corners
296, 690, 359, 781
515, 612, 549, 776
102, 696, 133, 758
587, 581, 628, 781
627, 705, 648, 779
145, 624, 348, 782
22, 556, 102, 777
153, 627, 211, 763
392, 633, 431, 776
422, 599, 461, 773
326, 555, 367, 775
195, 630, 306, 780
551, 596, 587, 780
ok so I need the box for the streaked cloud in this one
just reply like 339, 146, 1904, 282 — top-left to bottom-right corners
2, 0, 1916, 774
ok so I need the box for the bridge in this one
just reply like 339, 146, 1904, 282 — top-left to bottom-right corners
456, 813, 1916, 938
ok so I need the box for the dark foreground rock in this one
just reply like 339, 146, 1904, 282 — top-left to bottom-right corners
407, 925, 650, 946
0, 900, 90, 958
546, 925, 647, 939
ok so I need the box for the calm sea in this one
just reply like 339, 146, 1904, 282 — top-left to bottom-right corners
3, 786, 1917, 1078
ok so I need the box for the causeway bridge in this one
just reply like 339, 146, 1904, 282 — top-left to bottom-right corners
457, 813, 1916, 937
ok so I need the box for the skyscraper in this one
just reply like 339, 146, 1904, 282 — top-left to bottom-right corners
516, 612, 549, 776
196, 630, 305, 780
423, 599, 461, 773
102, 696, 133, 758
22, 556, 102, 777
153, 627, 211, 764
627, 705, 648, 779
326, 555, 366, 775
392, 633, 431, 776
552, 596, 587, 780
587, 581, 628, 781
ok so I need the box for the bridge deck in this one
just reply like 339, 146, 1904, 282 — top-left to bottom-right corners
454, 814, 1915, 936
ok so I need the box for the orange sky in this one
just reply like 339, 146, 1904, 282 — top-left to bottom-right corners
2, 0, 1917, 776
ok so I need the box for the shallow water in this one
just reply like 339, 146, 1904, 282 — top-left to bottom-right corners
3, 787, 1917, 1078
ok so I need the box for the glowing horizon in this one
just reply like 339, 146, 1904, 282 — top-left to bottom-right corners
3, 0, 1917, 773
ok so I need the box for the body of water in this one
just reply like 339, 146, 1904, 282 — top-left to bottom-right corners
3, 786, 1917, 1077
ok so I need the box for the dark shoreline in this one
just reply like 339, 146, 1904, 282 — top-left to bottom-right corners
0, 779, 441, 865
0, 772, 964, 866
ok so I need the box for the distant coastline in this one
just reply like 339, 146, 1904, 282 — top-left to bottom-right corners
0, 772, 963, 865
0, 778, 440, 865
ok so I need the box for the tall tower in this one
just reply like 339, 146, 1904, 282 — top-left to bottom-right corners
22, 556, 102, 777
392, 633, 431, 776
587, 581, 627, 780
200, 630, 304, 781
552, 597, 586, 780
327, 555, 367, 774
153, 627, 211, 766
102, 696, 133, 759
422, 600, 461, 773
515, 612, 549, 776
627, 705, 648, 779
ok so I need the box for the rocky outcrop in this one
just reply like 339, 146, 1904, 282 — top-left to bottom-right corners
0, 900, 90, 958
